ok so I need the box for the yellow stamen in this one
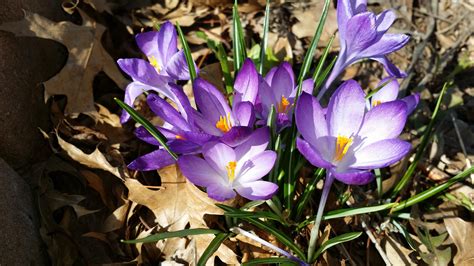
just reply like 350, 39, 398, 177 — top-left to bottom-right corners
215, 113, 232, 133
148, 56, 161, 72
334, 135, 353, 162
277, 95, 291, 113
372, 100, 382, 107
226, 161, 237, 182
175, 135, 185, 140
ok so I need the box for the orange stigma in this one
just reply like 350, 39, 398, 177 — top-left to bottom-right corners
372, 100, 382, 107
216, 113, 232, 133
277, 95, 291, 113
334, 135, 353, 162
226, 161, 237, 182
175, 135, 185, 140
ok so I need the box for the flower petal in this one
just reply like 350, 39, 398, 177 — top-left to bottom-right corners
234, 101, 256, 127
344, 12, 378, 54
331, 168, 374, 185
235, 181, 278, 200
168, 140, 201, 154
134, 125, 176, 146
207, 183, 236, 201
168, 83, 194, 124
220, 126, 253, 147
370, 77, 399, 106
351, 139, 411, 169
156, 21, 178, 67
264, 66, 277, 85
178, 155, 223, 187
164, 50, 193, 80
235, 127, 270, 162
233, 59, 259, 105
236, 151, 276, 183
257, 76, 278, 119
135, 31, 159, 60
295, 92, 328, 146
128, 149, 175, 171
375, 9, 396, 33
371, 55, 407, 78
361, 33, 409, 58
117, 58, 162, 86
121, 81, 150, 123
191, 110, 223, 136
271, 62, 295, 98
401, 93, 420, 115
358, 100, 407, 146
301, 78, 315, 95
296, 138, 333, 168
202, 141, 236, 177
193, 78, 232, 124
326, 80, 366, 138
147, 94, 190, 131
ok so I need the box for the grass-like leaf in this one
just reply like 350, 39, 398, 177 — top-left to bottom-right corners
217, 204, 286, 225
311, 232, 363, 262
242, 257, 299, 265
390, 82, 449, 197
121, 228, 221, 244
197, 233, 231, 266
232, 0, 247, 71
391, 166, 474, 212
365, 78, 395, 99
258, 0, 271, 74
314, 55, 338, 90
294, 168, 325, 220
217, 204, 306, 260
311, 33, 335, 91
114, 98, 177, 160
176, 22, 197, 82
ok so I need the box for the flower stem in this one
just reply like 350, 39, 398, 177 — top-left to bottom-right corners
307, 171, 335, 262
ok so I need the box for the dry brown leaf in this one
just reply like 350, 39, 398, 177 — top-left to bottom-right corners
103, 202, 130, 233
125, 164, 238, 265
57, 134, 124, 179
0, 10, 128, 115
444, 217, 474, 265
382, 235, 417, 265
84, 0, 112, 13
45, 190, 100, 217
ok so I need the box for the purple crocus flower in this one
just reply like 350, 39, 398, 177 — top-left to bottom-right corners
191, 59, 259, 146
296, 79, 411, 184
318, 0, 410, 99
367, 78, 420, 115
258, 62, 314, 129
128, 85, 215, 171
117, 21, 195, 123
178, 127, 278, 201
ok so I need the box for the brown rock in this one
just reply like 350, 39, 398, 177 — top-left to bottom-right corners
0, 157, 44, 265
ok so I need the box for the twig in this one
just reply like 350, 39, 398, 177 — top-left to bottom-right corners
361, 218, 392, 266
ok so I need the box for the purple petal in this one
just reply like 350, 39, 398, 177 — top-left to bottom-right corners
207, 183, 236, 201
401, 93, 420, 115
164, 50, 191, 80
157, 21, 178, 67
351, 139, 411, 169
371, 56, 407, 78
220, 126, 253, 147
331, 168, 374, 185
375, 9, 396, 33
257, 76, 278, 119
271, 62, 295, 98
134, 126, 176, 146
296, 93, 328, 146
358, 100, 407, 146
370, 78, 399, 106
178, 155, 223, 187
233, 59, 259, 105
276, 112, 291, 129
344, 12, 378, 54
361, 33, 410, 58
235, 127, 270, 162
202, 142, 236, 177
337, 0, 355, 40
264, 66, 277, 84
193, 78, 232, 125
234, 101, 256, 127
147, 94, 190, 131
117, 58, 162, 86
191, 110, 223, 136
180, 131, 216, 146
301, 79, 315, 95
135, 31, 159, 60
236, 151, 276, 183
235, 181, 278, 200
326, 80, 366, 138
128, 149, 175, 171
168, 83, 194, 124
168, 140, 201, 154
296, 138, 333, 169
121, 82, 149, 123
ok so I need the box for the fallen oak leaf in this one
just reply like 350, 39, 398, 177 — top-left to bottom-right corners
0, 10, 128, 115
125, 164, 238, 265
444, 217, 474, 265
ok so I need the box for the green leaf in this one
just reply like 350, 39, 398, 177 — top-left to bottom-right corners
312, 232, 363, 262
391, 82, 449, 197
391, 219, 418, 250
232, 0, 247, 71
176, 22, 197, 82
324, 203, 396, 220
242, 257, 299, 265
295, 0, 331, 97
258, 0, 271, 74
391, 166, 474, 212
216, 204, 286, 225
197, 233, 231, 266
294, 168, 325, 220
311, 33, 335, 91
114, 98, 177, 160
314, 55, 337, 90
121, 228, 221, 244
217, 204, 306, 260
365, 77, 395, 99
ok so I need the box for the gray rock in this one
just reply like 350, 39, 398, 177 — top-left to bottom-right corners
0, 158, 43, 265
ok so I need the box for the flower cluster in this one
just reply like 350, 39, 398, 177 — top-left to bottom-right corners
118, 0, 418, 205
